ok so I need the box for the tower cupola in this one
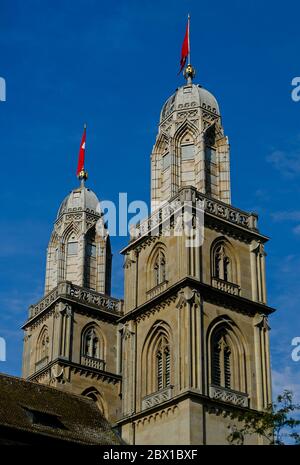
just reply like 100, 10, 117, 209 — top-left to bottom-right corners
45, 183, 111, 296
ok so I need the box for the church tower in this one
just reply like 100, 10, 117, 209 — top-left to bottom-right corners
22, 171, 122, 424
118, 64, 274, 444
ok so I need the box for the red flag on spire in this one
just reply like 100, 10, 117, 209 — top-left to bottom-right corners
76, 125, 86, 176
179, 17, 190, 74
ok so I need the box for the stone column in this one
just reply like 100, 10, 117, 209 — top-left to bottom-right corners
250, 241, 259, 302
176, 287, 201, 391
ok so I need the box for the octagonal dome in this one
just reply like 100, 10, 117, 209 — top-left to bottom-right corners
160, 83, 220, 123
57, 185, 101, 219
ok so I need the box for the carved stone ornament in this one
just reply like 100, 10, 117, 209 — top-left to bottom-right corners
253, 313, 270, 330
50, 364, 68, 385
122, 323, 135, 340
176, 287, 200, 309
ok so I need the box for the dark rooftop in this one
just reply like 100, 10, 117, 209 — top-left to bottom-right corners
0, 372, 121, 445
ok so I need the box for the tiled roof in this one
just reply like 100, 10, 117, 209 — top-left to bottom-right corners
0, 373, 121, 445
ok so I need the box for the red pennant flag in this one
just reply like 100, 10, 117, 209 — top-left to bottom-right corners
76, 125, 86, 176
179, 17, 190, 74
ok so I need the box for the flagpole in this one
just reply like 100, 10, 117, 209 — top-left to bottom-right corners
81, 123, 87, 187
83, 122, 87, 172
188, 13, 190, 65
77, 123, 88, 186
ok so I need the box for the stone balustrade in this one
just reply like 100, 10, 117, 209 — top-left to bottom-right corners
142, 386, 173, 411
29, 281, 122, 319
211, 277, 241, 296
209, 385, 248, 407
131, 187, 258, 241
146, 281, 169, 300
81, 355, 105, 371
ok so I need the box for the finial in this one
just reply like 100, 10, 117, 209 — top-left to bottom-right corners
78, 169, 88, 187
184, 63, 196, 84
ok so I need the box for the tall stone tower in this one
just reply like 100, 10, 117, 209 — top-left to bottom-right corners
22, 178, 122, 424
119, 66, 274, 444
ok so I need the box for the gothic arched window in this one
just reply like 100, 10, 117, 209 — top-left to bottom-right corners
82, 327, 100, 359
211, 238, 239, 286
153, 250, 166, 287
141, 321, 173, 399
64, 232, 79, 284
214, 244, 232, 282
81, 387, 106, 417
36, 327, 49, 363
211, 330, 232, 389
156, 335, 171, 391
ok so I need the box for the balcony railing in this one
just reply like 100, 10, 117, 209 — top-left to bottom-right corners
142, 386, 173, 411
211, 277, 241, 296
35, 356, 49, 372
146, 280, 168, 300
29, 281, 123, 319
130, 187, 258, 243
209, 385, 248, 407
81, 355, 105, 371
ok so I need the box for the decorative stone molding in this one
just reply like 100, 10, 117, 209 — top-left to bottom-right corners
135, 295, 177, 323
29, 281, 122, 319
176, 287, 200, 309
146, 280, 168, 300
128, 187, 258, 247
209, 385, 248, 408
121, 323, 135, 340
142, 386, 173, 411
49, 364, 69, 385
81, 355, 105, 371
135, 405, 178, 427
211, 277, 241, 296
253, 313, 270, 330
30, 309, 55, 330
29, 287, 60, 318
35, 356, 49, 372
68, 284, 121, 313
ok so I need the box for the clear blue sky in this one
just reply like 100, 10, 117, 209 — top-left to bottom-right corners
1, 0, 300, 401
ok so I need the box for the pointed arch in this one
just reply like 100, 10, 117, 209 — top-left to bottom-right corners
207, 316, 249, 394
173, 119, 199, 144
141, 320, 173, 397
147, 243, 167, 290
62, 223, 81, 283
210, 237, 240, 285
61, 221, 80, 243
36, 326, 49, 365
45, 230, 61, 293
81, 323, 106, 367
48, 231, 59, 248
84, 225, 97, 290
81, 387, 107, 418
153, 131, 169, 155
174, 120, 200, 189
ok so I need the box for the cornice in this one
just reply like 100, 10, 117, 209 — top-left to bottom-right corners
118, 276, 275, 323
26, 357, 121, 385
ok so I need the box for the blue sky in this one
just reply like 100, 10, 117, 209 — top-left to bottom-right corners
0, 0, 300, 405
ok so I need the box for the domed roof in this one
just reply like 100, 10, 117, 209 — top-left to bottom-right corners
160, 83, 220, 123
57, 185, 101, 219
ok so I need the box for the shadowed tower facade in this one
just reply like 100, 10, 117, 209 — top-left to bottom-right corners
22, 174, 122, 424
118, 65, 274, 444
